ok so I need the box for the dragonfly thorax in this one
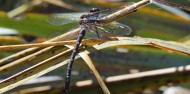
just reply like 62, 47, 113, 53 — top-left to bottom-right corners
79, 8, 101, 27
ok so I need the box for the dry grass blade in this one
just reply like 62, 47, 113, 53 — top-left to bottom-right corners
79, 51, 111, 94
105, 65, 190, 92
7, 0, 43, 18
153, 0, 190, 11
0, 39, 108, 50
0, 47, 53, 73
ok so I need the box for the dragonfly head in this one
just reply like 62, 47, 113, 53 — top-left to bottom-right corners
79, 14, 87, 25
90, 8, 100, 13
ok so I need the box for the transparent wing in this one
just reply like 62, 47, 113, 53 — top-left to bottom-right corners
85, 22, 132, 39
46, 26, 79, 40
47, 12, 86, 26
106, 22, 132, 36
85, 27, 106, 39
47, 3, 136, 26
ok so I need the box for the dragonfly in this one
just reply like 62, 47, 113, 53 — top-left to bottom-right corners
47, 8, 132, 93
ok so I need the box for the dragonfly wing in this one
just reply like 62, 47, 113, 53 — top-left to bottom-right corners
46, 27, 79, 40
102, 22, 132, 36
85, 22, 132, 39
85, 26, 113, 39
46, 30, 64, 39
47, 12, 86, 26
112, 22, 132, 36
85, 27, 99, 39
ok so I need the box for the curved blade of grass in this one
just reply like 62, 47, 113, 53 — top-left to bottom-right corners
94, 36, 190, 55
79, 51, 111, 94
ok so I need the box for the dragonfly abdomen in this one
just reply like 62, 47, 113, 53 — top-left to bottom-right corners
63, 27, 86, 93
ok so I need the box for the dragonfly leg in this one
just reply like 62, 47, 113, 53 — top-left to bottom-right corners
95, 27, 100, 39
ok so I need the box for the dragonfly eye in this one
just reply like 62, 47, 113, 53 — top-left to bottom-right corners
80, 15, 86, 19
90, 8, 100, 13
